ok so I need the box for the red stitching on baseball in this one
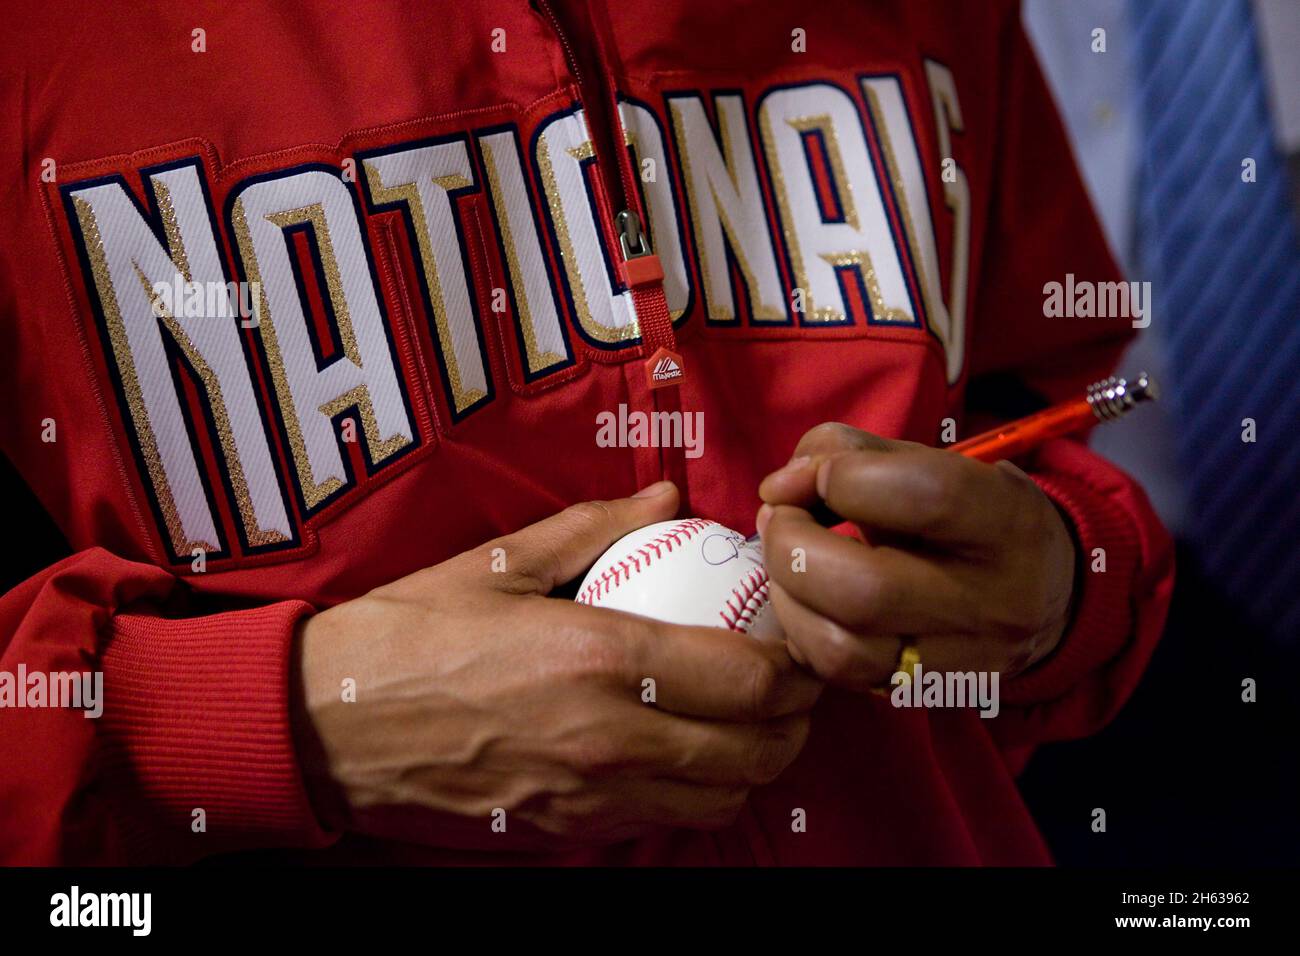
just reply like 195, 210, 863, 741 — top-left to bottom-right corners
577, 519, 713, 606
719, 567, 771, 633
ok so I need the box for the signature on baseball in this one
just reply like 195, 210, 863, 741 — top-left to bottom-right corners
702, 531, 757, 566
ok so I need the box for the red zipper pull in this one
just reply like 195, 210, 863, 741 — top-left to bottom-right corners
616, 208, 683, 389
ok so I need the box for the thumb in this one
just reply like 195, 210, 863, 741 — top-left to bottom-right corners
485, 480, 679, 594
759, 424, 916, 509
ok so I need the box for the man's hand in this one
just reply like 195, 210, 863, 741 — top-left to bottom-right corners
292, 481, 821, 851
756, 423, 1079, 693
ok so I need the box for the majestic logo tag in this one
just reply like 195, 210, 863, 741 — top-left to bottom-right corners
645, 347, 685, 389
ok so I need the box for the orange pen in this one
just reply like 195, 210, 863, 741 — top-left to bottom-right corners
949, 373, 1158, 462
746, 372, 1158, 543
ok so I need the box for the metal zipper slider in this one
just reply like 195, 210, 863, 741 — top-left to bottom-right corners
616, 208, 664, 288
617, 209, 651, 259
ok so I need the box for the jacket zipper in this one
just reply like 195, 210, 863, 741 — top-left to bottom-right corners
534, 0, 690, 505
534, 0, 642, 255
533, 0, 672, 339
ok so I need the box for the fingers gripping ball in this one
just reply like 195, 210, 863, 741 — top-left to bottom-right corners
576, 519, 784, 643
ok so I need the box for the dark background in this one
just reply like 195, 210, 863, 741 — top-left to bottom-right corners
1020, 546, 1300, 865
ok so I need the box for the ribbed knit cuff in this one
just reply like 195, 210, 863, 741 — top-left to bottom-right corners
1002, 469, 1141, 705
99, 601, 335, 853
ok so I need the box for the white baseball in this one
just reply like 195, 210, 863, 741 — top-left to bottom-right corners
575, 519, 782, 642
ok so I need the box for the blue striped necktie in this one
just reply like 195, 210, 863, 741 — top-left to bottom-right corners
1131, 0, 1300, 643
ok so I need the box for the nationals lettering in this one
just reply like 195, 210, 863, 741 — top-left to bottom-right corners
55, 71, 969, 566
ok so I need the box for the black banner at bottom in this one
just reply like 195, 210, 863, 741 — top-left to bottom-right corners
0, 866, 1289, 942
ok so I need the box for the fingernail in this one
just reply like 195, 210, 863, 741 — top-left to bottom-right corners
755, 502, 773, 537
633, 480, 674, 498
816, 461, 831, 499
770, 455, 811, 478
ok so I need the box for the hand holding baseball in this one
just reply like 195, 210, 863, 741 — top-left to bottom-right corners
292, 481, 820, 851
756, 423, 1079, 693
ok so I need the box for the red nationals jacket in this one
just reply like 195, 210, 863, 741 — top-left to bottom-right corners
0, 0, 1173, 864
